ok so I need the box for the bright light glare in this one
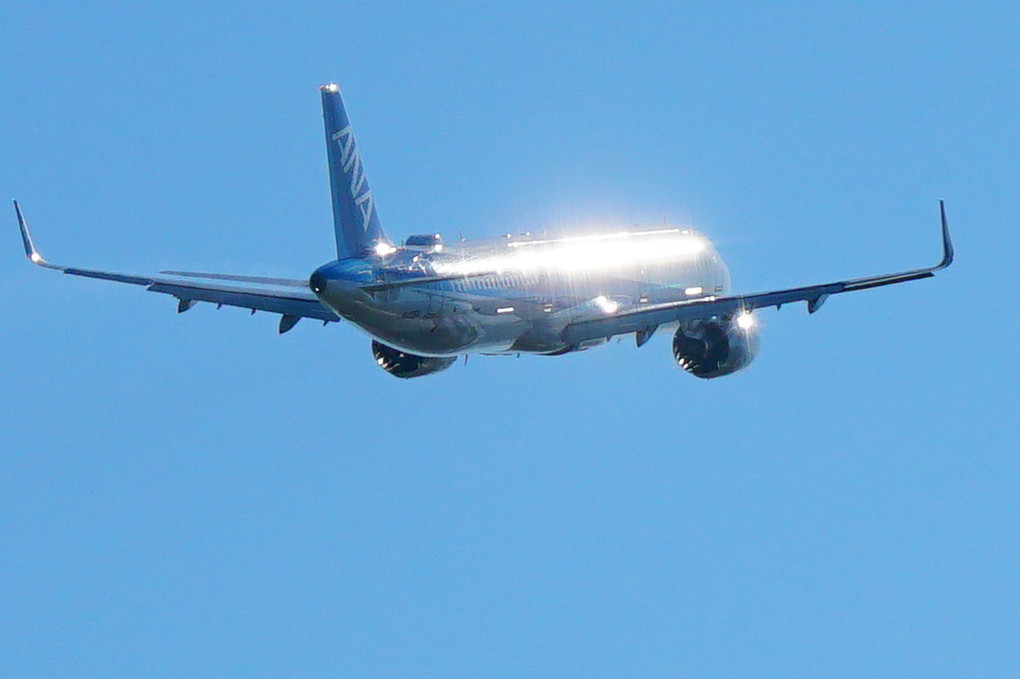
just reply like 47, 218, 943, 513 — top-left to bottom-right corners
30, 252, 42, 263
432, 230, 707, 277
374, 242, 397, 256
594, 295, 620, 314
736, 311, 756, 330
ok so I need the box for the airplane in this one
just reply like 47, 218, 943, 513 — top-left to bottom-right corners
14, 83, 954, 379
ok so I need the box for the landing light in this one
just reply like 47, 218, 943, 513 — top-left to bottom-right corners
736, 310, 756, 330
374, 242, 397, 256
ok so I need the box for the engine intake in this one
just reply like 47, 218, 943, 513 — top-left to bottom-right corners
372, 340, 456, 379
672, 317, 759, 378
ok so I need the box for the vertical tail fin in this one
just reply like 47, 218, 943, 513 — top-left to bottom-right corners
320, 84, 389, 258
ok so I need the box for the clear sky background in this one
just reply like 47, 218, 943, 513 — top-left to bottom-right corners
2, 2, 1018, 677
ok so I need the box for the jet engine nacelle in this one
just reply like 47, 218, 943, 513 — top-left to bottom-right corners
372, 340, 456, 379
672, 316, 760, 379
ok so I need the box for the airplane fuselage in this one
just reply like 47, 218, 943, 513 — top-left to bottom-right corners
311, 227, 731, 357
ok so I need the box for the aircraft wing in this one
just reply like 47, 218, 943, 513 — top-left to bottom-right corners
14, 201, 337, 331
562, 202, 954, 347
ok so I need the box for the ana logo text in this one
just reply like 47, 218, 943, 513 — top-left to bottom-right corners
332, 125, 375, 232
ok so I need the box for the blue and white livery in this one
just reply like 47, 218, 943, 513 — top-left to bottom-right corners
14, 84, 954, 378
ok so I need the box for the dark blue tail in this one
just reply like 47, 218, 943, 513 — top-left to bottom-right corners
321, 84, 390, 258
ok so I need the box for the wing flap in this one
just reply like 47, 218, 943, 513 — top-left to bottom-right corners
62, 267, 153, 286
147, 279, 337, 322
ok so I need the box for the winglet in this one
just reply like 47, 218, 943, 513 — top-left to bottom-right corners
936, 200, 954, 271
13, 200, 47, 266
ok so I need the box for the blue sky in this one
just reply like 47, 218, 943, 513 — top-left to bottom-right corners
2, 2, 1018, 677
